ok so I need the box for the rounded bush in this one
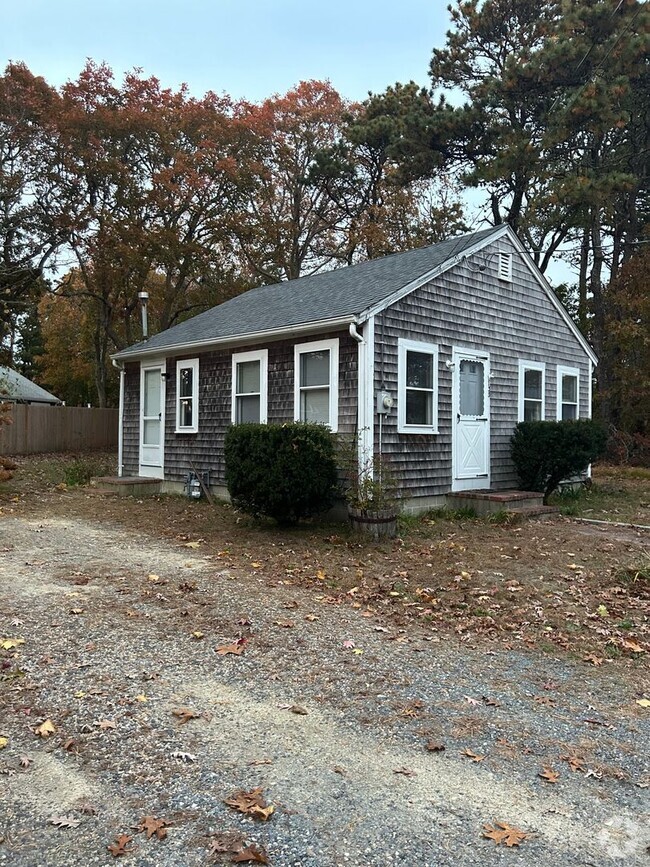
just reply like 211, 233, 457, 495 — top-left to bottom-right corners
224, 422, 339, 524
511, 419, 606, 502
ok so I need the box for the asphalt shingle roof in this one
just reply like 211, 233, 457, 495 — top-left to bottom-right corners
115, 226, 500, 358
0, 366, 62, 404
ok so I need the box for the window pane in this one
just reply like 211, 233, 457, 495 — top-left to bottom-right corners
300, 351, 330, 387
237, 394, 260, 423
300, 387, 329, 424
562, 403, 577, 421
524, 399, 541, 422
459, 360, 484, 416
406, 351, 433, 389
179, 367, 193, 398
144, 369, 160, 416
143, 418, 159, 445
562, 375, 577, 403
406, 389, 433, 425
179, 398, 193, 427
524, 369, 542, 400
237, 360, 260, 394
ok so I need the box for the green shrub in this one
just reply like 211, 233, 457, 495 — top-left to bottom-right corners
63, 456, 115, 486
511, 420, 606, 502
224, 422, 339, 524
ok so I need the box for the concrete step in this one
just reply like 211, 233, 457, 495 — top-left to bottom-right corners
90, 476, 162, 497
446, 489, 546, 516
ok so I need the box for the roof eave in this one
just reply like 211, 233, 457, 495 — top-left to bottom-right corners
111, 314, 359, 362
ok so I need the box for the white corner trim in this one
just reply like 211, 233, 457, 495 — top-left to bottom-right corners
359, 317, 375, 476
397, 338, 439, 434
294, 337, 340, 432
231, 348, 268, 425
517, 359, 546, 422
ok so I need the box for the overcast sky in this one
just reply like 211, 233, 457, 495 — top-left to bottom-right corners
2, 0, 447, 101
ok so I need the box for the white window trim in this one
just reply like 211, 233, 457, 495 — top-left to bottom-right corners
556, 365, 580, 421
175, 358, 199, 433
397, 338, 439, 434
498, 250, 513, 282
518, 360, 546, 422
231, 349, 268, 425
294, 338, 339, 432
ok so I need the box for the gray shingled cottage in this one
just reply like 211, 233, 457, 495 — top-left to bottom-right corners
112, 225, 597, 513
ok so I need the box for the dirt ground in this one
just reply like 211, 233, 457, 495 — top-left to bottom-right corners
0, 457, 649, 865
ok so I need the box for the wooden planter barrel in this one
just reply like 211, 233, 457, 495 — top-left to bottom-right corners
348, 506, 398, 540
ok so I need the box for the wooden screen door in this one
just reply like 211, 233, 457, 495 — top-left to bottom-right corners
139, 362, 165, 478
452, 348, 490, 491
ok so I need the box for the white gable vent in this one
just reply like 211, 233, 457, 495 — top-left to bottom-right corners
498, 251, 513, 282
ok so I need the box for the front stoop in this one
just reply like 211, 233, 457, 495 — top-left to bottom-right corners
90, 476, 162, 497
446, 489, 558, 518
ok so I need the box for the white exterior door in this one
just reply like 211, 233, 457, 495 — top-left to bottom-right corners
139, 362, 165, 478
452, 348, 490, 491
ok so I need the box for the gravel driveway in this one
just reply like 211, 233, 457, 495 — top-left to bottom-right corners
1, 513, 648, 866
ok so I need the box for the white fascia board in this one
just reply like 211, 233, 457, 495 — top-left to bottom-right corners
502, 227, 598, 367
357, 226, 510, 322
112, 315, 357, 362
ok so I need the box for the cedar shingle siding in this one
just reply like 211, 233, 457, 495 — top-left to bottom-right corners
123, 329, 357, 485
374, 236, 590, 499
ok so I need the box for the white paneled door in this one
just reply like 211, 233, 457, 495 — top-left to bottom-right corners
139, 362, 165, 478
452, 348, 490, 491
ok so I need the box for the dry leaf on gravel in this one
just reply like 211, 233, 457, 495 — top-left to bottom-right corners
224, 787, 275, 821
483, 821, 529, 847
172, 707, 201, 725
49, 815, 81, 829
393, 766, 417, 776
462, 748, 486, 762
636, 698, 650, 708
539, 767, 560, 784
19, 756, 31, 768
561, 754, 585, 773
216, 643, 245, 656
0, 637, 24, 650
0, 737, 7, 750
171, 750, 197, 762
136, 816, 169, 840
425, 741, 446, 752
621, 639, 645, 653
583, 653, 604, 666
232, 845, 270, 863
107, 834, 135, 857
34, 719, 56, 738
95, 719, 117, 730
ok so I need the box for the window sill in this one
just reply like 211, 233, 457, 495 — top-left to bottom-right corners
398, 426, 439, 435
175, 427, 198, 435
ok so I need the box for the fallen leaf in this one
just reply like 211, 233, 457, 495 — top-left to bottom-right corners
622, 640, 645, 653
250, 562, 262, 568
248, 757, 273, 766
95, 719, 117, 731
216, 643, 245, 656
316, 569, 326, 580
583, 653, 604, 666
425, 741, 446, 752
342, 639, 355, 649
561, 754, 585, 773
148, 574, 160, 582
287, 704, 308, 716
539, 767, 560, 784
462, 748, 486, 763
304, 613, 319, 622
172, 707, 200, 725
273, 620, 295, 628
107, 834, 135, 857
0, 637, 24, 650
596, 604, 609, 617
483, 821, 528, 847
136, 816, 169, 840
34, 719, 56, 738
464, 696, 480, 706
0, 737, 7, 750
77, 802, 98, 815
49, 815, 81, 829
134, 694, 147, 703
232, 845, 270, 863
224, 787, 274, 821
170, 750, 197, 762
184, 541, 201, 549
393, 766, 417, 776
19, 755, 31, 768
191, 631, 205, 640
636, 698, 650, 709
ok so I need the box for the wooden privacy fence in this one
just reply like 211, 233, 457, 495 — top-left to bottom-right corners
0, 405, 118, 455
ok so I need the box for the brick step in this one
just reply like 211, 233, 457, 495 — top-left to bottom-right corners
90, 476, 161, 497
446, 489, 546, 516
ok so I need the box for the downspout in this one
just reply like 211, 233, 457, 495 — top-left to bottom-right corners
349, 320, 374, 477
112, 358, 125, 477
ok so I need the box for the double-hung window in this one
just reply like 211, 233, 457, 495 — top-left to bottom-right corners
175, 358, 199, 433
232, 349, 268, 424
397, 338, 439, 434
294, 338, 339, 431
518, 360, 545, 422
557, 366, 579, 420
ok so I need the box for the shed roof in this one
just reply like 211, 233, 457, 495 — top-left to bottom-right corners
0, 366, 62, 405
114, 226, 500, 360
